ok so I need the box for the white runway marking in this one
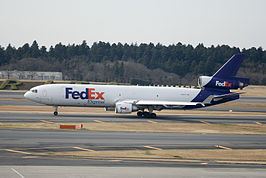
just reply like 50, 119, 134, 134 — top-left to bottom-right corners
11, 168, 25, 178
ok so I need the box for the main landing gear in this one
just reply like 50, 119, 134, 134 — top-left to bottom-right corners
137, 111, 157, 118
53, 106, 58, 116
137, 106, 157, 118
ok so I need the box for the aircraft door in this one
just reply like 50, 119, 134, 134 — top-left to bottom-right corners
41, 89, 51, 103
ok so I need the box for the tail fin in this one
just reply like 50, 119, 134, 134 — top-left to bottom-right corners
213, 54, 244, 78
198, 54, 249, 90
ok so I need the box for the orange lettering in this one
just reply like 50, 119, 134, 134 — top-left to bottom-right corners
96, 92, 104, 100
88, 88, 95, 99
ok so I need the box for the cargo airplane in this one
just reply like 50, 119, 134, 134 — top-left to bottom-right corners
24, 54, 249, 118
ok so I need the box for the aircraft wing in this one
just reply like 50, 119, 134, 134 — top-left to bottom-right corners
136, 100, 203, 109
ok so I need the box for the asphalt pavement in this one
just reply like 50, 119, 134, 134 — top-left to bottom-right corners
0, 90, 266, 177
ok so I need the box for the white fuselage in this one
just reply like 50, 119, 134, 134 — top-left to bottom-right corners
23, 54, 246, 117
24, 84, 201, 107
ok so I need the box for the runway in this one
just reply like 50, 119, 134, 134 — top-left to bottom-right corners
0, 112, 266, 125
1, 166, 266, 178
0, 90, 266, 177
1, 128, 266, 167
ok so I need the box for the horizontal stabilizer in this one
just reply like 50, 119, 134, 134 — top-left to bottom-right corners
202, 92, 244, 104
213, 92, 244, 100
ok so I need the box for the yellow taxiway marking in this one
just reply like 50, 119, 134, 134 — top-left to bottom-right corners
21, 156, 40, 159
94, 120, 104, 123
200, 162, 208, 165
40, 120, 54, 124
109, 160, 122, 162
6, 149, 31, 154
147, 120, 158, 124
200, 120, 210, 125
73, 147, 95, 152
255, 121, 263, 126
144, 146, 163, 151
215, 145, 232, 150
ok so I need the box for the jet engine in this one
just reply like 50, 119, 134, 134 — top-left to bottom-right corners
115, 102, 138, 113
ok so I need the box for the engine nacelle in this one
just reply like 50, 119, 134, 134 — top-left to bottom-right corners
198, 76, 249, 90
198, 76, 212, 88
115, 102, 138, 113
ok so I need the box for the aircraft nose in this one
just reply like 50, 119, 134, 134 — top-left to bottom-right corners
24, 91, 32, 100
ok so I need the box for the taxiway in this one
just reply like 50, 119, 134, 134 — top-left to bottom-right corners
0, 90, 266, 177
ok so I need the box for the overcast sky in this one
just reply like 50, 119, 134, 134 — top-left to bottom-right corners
0, 0, 266, 49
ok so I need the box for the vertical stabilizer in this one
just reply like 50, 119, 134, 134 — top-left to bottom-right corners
198, 54, 249, 90
212, 54, 244, 78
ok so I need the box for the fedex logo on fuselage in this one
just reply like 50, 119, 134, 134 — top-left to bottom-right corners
65, 88, 104, 100
215, 81, 232, 87
120, 107, 129, 111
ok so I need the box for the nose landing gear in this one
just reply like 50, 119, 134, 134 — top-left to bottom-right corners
53, 106, 58, 116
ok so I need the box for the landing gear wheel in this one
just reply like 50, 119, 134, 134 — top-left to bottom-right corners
137, 112, 157, 118
143, 112, 150, 118
53, 106, 58, 116
137, 112, 143, 118
150, 113, 156, 118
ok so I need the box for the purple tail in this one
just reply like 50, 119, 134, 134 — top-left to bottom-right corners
213, 54, 244, 78
198, 54, 249, 90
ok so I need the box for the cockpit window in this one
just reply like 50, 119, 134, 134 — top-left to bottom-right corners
31, 89, 38, 93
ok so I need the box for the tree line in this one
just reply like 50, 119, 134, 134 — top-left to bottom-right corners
0, 40, 265, 85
